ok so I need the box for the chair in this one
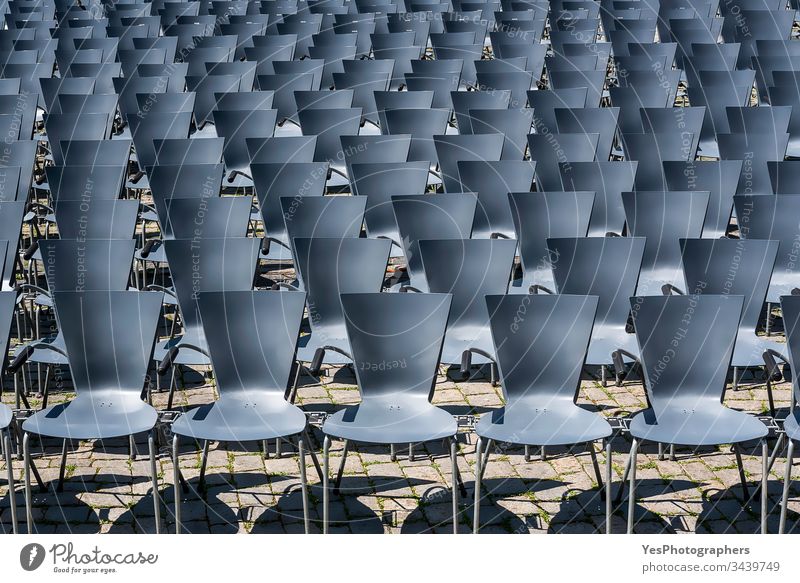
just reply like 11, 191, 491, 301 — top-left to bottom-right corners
623, 190, 709, 294
457, 160, 535, 239
663, 160, 742, 239
0, 291, 21, 531
375, 89, 434, 132
735, 195, 800, 305
247, 136, 318, 165
450, 89, 510, 135
293, 237, 391, 369
320, 292, 464, 533
508, 191, 594, 292
548, 236, 645, 381
22, 290, 164, 534
469, 108, 533, 160
128, 112, 193, 175
212, 109, 278, 184
559, 161, 638, 237
528, 132, 599, 191
391, 193, 477, 290
620, 294, 769, 533
297, 107, 362, 175
158, 238, 261, 407
473, 293, 612, 533
621, 132, 696, 191
718, 132, 789, 195
555, 107, 620, 161
170, 290, 319, 534
433, 134, 505, 194
43, 113, 110, 166
776, 295, 800, 532
383, 108, 450, 164
676, 238, 781, 374
418, 238, 517, 376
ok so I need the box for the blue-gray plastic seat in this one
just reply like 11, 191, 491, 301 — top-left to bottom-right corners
622, 294, 769, 533
22, 290, 164, 534
473, 293, 612, 533
320, 292, 462, 533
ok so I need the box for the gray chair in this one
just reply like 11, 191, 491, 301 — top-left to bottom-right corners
22, 290, 164, 534
433, 134, 505, 194
391, 193, 476, 291
293, 237, 391, 371
0, 291, 19, 532
509, 191, 595, 292
776, 295, 800, 532
676, 238, 781, 377
623, 191, 710, 295
473, 294, 612, 533
548, 237, 645, 382
620, 294, 769, 533
170, 290, 320, 534
320, 292, 464, 533
418, 238, 517, 378
663, 160, 742, 239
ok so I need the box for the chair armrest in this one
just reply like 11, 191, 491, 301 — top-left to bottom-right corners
261, 236, 290, 256
460, 348, 496, 378
399, 285, 423, 293
529, 284, 554, 295
661, 283, 684, 296
763, 348, 789, 383
22, 240, 39, 260
310, 345, 353, 376
271, 281, 301, 291
490, 232, 511, 240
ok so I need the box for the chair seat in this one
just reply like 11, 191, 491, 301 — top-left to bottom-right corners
476, 399, 612, 446
171, 394, 307, 442
0, 403, 12, 430
783, 410, 800, 441
732, 331, 784, 368
297, 333, 352, 364
440, 331, 494, 365
587, 325, 638, 366
322, 396, 457, 444
16, 334, 68, 365
23, 393, 157, 440
629, 402, 768, 446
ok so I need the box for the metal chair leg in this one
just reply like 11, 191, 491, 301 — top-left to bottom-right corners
588, 441, 603, 493
129, 434, 137, 461
303, 430, 324, 483
322, 435, 330, 534
762, 439, 769, 534
473, 436, 482, 534
23, 432, 31, 534
450, 437, 459, 534
172, 434, 181, 534
4, 431, 17, 534
780, 439, 795, 534
627, 438, 639, 534
299, 437, 310, 534
56, 438, 68, 492
198, 440, 210, 488
605, 437, 612, 535
148, 430, 160, 535
734, 444, 750, 500
333, 439, 348, 495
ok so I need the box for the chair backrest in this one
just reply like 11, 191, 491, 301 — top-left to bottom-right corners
156, 196, 252, 240
457, 160, 535, 239
148, 163, 224, 200
198, 290, 306, 394
0, 290, 17, 367
212, 109, 278, 173
487, 294, 598, 403
38, 239, 135, 292
152, 138, 224, 166
549, 236, 645, 327
128, 111, 193, 171
52, 290, 162, 395
392, 193, 477, 290
52, 199, 139, 241
341, 291, 452, 400
420, 238, 516, 333
632, 294, 743, 408
44, 113, 109, 165
680, 238, 778, 332
509, 191, 595, 286
45, 165, 126, 202
623, 190, 710, 273
780, 295, 800, 404
164, 237, 260, 343
433, 134, 505, 193
663, 160, 742, 238
59, 139, 131, 167
281, 195, 366, 258
294, 237, 391, 338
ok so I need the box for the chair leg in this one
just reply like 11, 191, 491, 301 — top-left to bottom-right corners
480, 439, 492, 482
23, 432, 31, 534
762, 439, 768, 534
56, 439, 68, 492
172, 434, 181, 534
333, 439, 348, 495
303, 430, 324, 483
524, 445, 530, 462
588, 441, 603, 493
198, 440, 210, 488
148, 430, 161, 535
129, 434, 137, 461
298, 437, 310, 534
450, 437, 459, 534
605, 437, 612, 535
473, 436, 482, 534
780, 439, 795, 534
322, 435, 330, 534
5, 430, 17, 534
408, 443, 413, 462
390, 444, 396, 461
627, 438, 639, 534
734, 444, 750, 500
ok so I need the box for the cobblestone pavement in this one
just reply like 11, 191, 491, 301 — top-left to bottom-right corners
2, 362, 798, 534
